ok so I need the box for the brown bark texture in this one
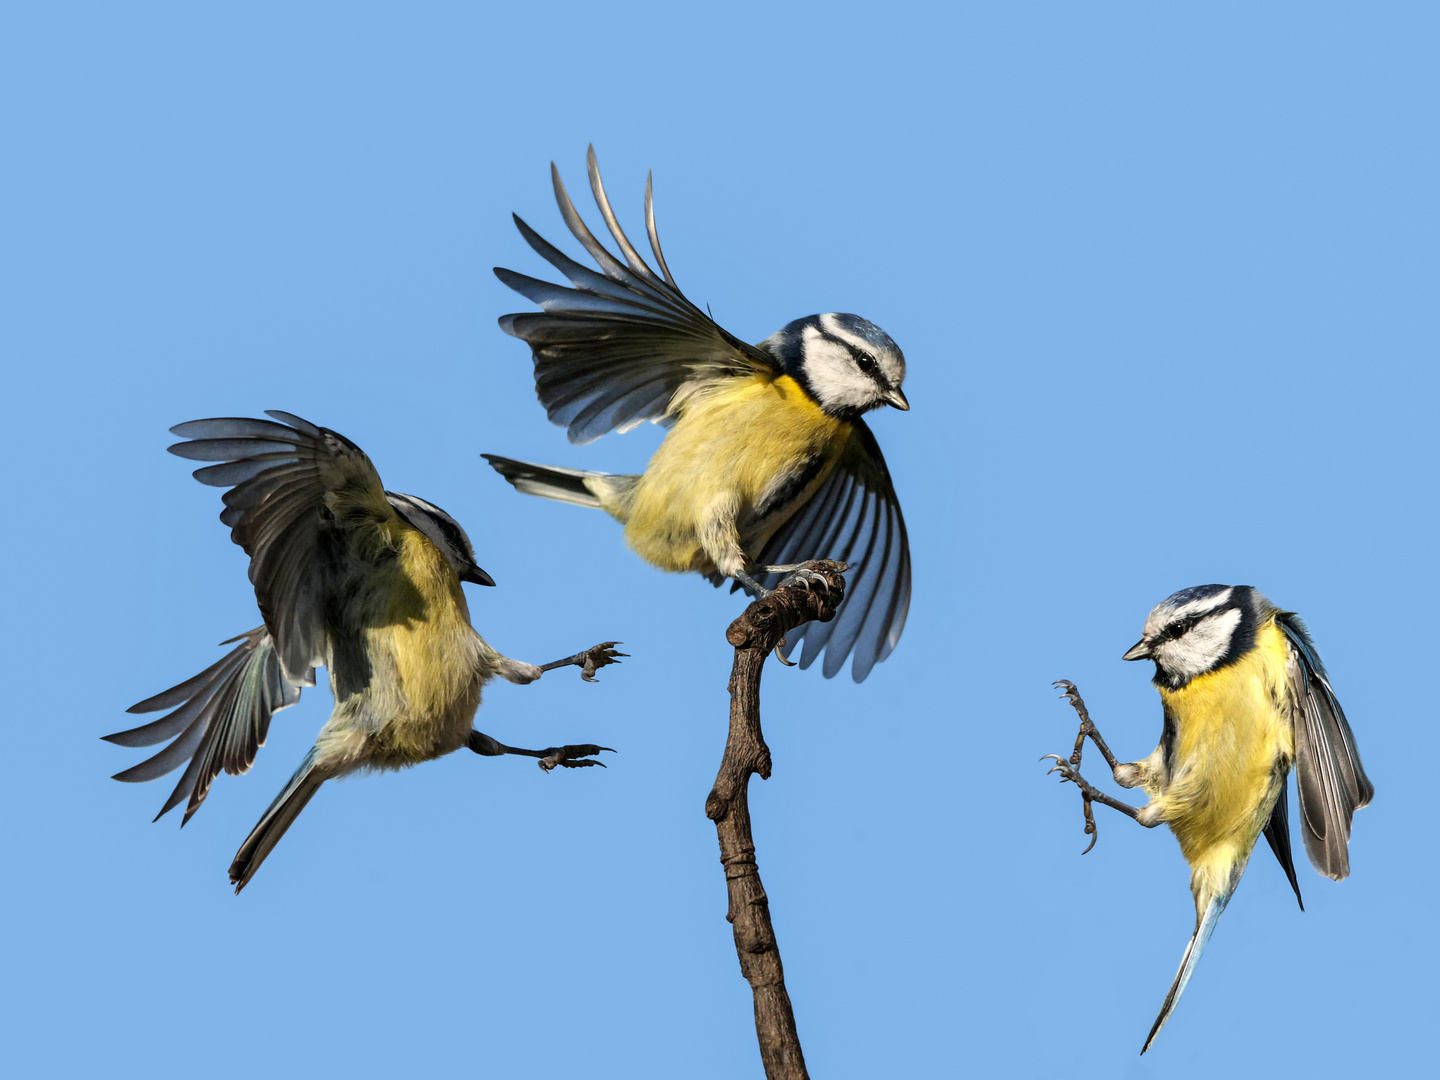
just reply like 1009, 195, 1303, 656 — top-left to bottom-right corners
705, 561, 848, 1080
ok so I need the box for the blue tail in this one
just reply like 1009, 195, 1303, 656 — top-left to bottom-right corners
1142, 892, 1230, 1054
228, 748, 325, 894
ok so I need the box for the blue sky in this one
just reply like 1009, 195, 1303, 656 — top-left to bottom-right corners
3, 3, 1435, 1076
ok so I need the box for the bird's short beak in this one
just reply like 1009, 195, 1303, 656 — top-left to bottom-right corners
1122, 640, 1151, 661
884, 387, 910, 411
463, 566, 497, 587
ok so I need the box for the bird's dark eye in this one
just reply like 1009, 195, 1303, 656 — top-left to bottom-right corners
854, 351, 877, 374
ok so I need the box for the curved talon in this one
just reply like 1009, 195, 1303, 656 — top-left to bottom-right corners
538, 745, 616, 772
1041, 753, 1077, 782
1042, 752, 1102, 852
773, 640, 797, 666
779, 567, 833, 596
579, 642, 627, 682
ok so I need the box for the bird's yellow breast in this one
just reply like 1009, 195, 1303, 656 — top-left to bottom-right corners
620, 374, 848, 573
1154, 619, 1295, 877
359, 529, 484, 766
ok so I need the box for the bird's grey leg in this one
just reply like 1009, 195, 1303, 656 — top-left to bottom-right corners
733, 568, 774, 597
1052, 679, 1144, 785
490, 643, 627, 685
467, 730, 614, 772
1044, 680, 1156, 853
535, 642, 628, 683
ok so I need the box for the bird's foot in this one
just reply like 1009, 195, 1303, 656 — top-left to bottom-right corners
733, 569, 774, 598
539, 642, 627, 682
576, 642, 626, 682
1041, 753, 1102, 854
537, 745, 615, 772
756, 560, 849, 596
776, 564, 833, 594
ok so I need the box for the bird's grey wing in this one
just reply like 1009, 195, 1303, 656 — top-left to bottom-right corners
739, 420, 911, 682
1278, 613, 1374, 880
104, 628, 309, 823
495, 145, 775, 445
167, 410, 398, 683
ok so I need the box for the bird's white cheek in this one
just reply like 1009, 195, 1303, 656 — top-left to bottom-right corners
1156, 609, 1242, 681
805, 361, 870, 411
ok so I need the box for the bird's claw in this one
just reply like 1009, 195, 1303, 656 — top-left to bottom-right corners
776, 561, 838, 595
1041, 753, 1079, 783
1040, 753, 1100, 854
538, 745, 616, 772
579, 642, 627, 683
773, 637, 798, 666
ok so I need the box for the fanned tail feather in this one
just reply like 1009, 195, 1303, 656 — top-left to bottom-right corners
1142, 892, 1230, 1054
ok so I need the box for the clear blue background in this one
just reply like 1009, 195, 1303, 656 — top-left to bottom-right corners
3, 3, 1433, 1076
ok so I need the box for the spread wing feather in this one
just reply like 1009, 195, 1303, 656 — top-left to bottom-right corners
495, 145, 774, 445
105, 628, 307, 823
1278, 613, 1374, 880
740, 421, 911, 682
167, 410, 395, 684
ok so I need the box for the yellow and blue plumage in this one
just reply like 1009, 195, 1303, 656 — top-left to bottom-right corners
482, 147, 911, 681
106, 411, 622, 892
1046, 584, 1373, 1053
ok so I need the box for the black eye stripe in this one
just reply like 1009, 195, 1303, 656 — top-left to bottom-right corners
1164, 613, 1209, 639
815, 330, 881, 370
432, 516, 467, 552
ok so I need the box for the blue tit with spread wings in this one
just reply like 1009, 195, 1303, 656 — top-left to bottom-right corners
483, 148, 911, 682
106, 411, 622, 893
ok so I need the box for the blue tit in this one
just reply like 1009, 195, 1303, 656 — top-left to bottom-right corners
106, 411, 624, 893
481, 147, 910, 682
1045, 585, 1373, 1053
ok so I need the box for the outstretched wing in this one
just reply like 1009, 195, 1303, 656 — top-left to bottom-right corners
741, 421, 911, 682
1278, 613, 1374, 880
105, 628, 307, 823
167, 410, 398, 684
495, 145, 775, 445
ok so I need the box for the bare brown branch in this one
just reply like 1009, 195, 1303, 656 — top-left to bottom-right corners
705, 561, 848, 1080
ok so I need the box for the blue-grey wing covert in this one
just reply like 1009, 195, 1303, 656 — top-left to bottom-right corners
1277, 613, 1375, 880
496, 145, 774, 444
104, 628, 307, 823
740, 421, 911, 682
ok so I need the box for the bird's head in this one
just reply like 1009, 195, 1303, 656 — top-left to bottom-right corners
761, 313, 908, 421
1123, 584, 1269, 689
386, 491, 496, 587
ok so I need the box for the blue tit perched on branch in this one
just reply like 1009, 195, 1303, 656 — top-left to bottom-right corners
106, 411, 624, 893
1044, 585, 1373, 1053
481, 147, 910, 682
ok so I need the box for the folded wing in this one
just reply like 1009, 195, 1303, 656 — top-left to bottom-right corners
742, 421, 911, 682
1278, 613, 1375, 880
496, 145, 774, 445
